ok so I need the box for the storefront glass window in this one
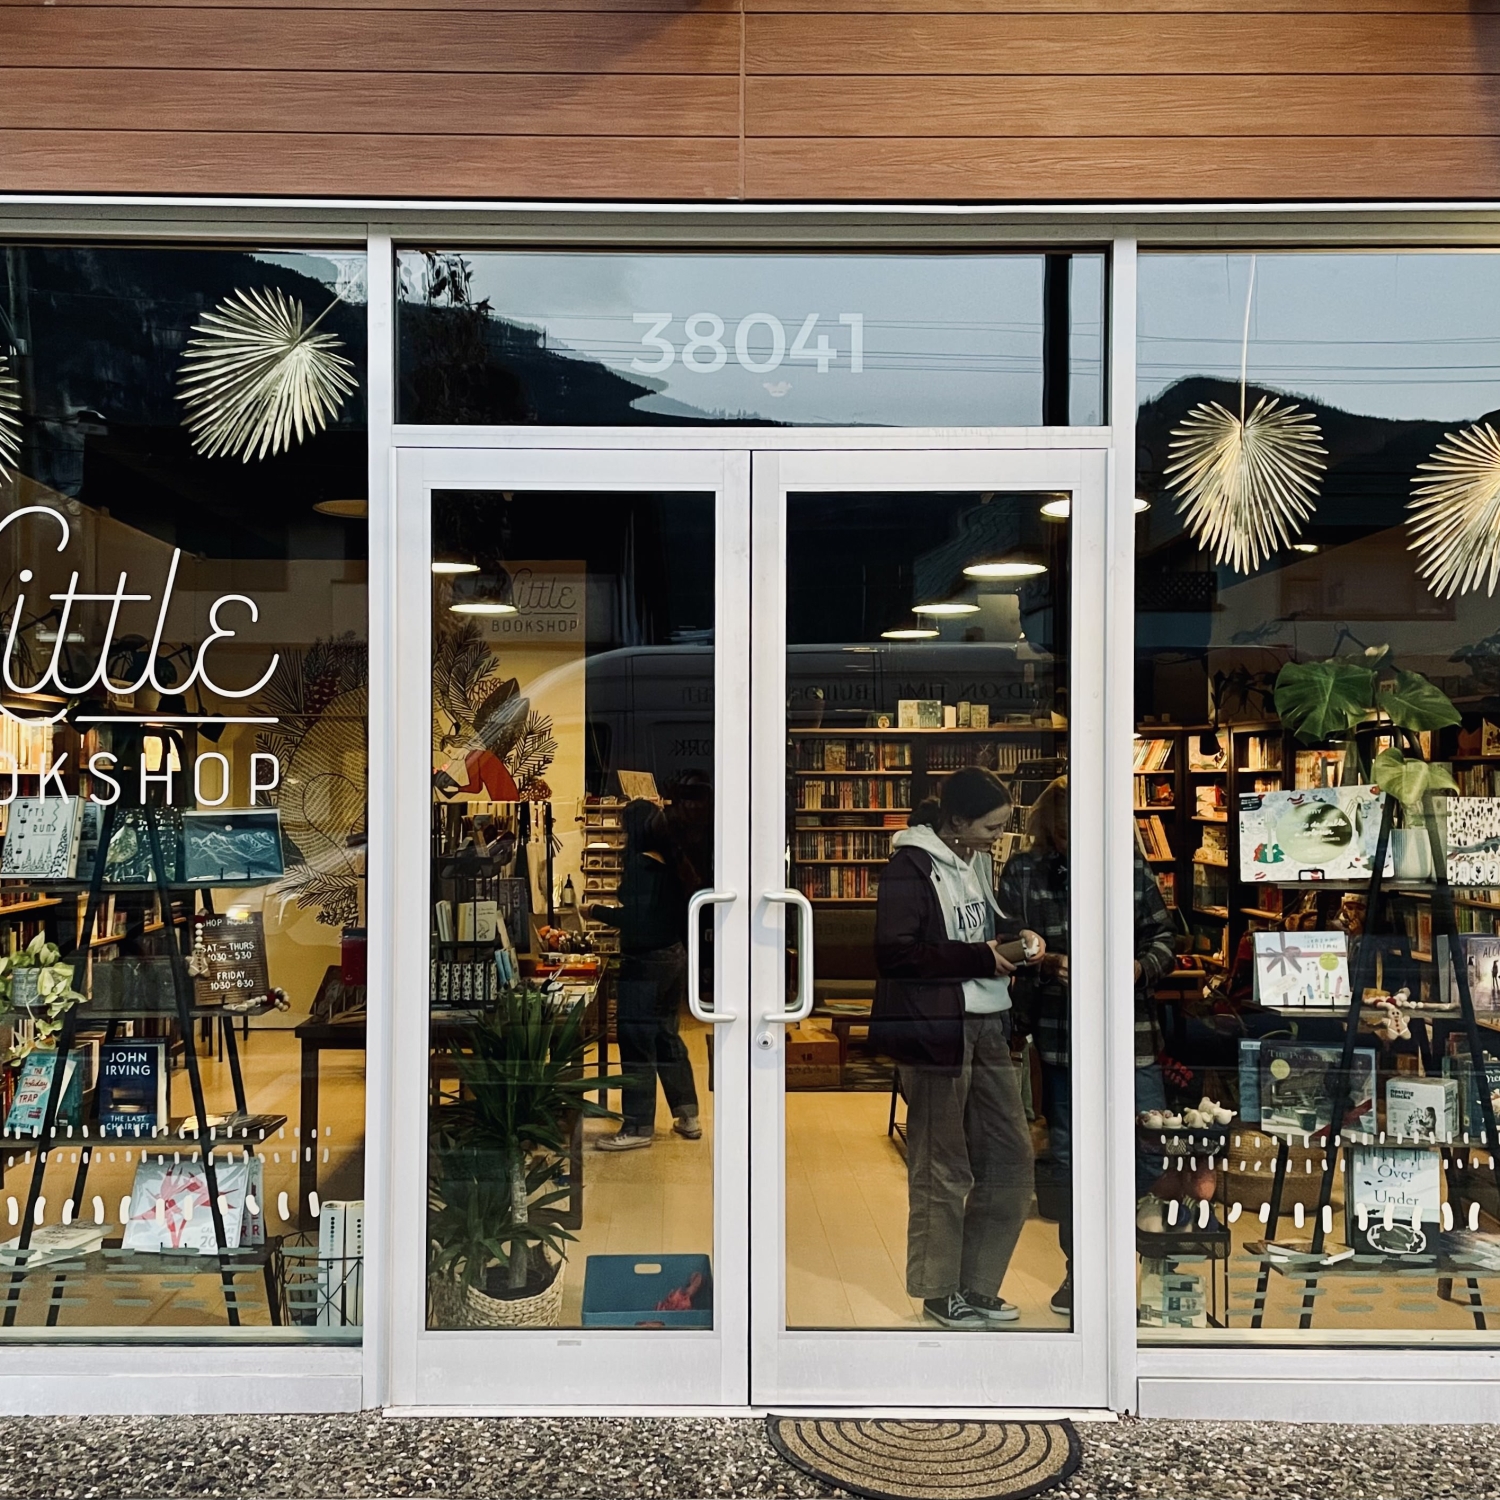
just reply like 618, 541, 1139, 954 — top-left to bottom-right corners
427, 489, 716, 1330
784, 491, 1075, 1331
396, 251, 1106, 427
0, 245, 368, 1339
1135, 251, 1500, 1342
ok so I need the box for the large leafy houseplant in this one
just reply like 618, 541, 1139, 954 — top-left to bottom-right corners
1274, 645, 1461, 868
428, 983, 623, 1314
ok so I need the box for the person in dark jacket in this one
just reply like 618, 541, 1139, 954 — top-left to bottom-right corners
587, 799, 701, 1150
998, 775, 1178, 1317
871, 767, 1045, 1331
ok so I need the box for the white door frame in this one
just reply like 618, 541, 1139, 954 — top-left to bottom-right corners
379, 429, 1132, 1412
747, 445, 1118, 1408
383, 444, 753, 1408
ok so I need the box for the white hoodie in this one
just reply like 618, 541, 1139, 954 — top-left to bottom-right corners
890, 824, 1010, 1014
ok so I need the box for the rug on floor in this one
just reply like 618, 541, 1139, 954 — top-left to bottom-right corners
766, 1416, 1081, 1500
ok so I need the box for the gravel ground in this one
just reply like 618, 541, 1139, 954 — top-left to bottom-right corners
0, 1415, 1495, 1499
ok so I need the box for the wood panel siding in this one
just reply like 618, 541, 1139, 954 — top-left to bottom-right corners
4, 2, 1500, 201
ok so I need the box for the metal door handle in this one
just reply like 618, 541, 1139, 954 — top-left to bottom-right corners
686, 888, 737, 1022
761, 889, 815, 1039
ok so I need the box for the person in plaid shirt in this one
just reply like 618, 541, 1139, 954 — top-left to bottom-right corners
997, 776, 1177, 1316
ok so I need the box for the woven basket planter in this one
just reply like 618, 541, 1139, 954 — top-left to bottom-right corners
432, 1255, 566, 1330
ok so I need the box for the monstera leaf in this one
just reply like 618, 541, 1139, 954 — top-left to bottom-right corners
1376, 669, 1462, 733
1274, 659, 1376, 744
1372, 747, 1458, 811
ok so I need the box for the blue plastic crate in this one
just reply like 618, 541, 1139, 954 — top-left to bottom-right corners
580, 1253, 713, 1329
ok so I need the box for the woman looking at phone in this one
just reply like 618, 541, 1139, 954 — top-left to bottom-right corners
870, 767, 1045, 1330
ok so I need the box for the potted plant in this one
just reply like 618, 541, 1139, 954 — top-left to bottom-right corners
0, 932, 86, 1066
1274, 643, 1461, 878
427, 981, 623, 1329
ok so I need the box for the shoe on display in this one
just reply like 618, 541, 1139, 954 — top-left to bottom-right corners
596, 1129, 653, 1151
921, 1292, 990, 1329
1135, 1195, 1166, 1232
672, 1115, 703, 1140
960, 1289, 1021, 1323
1049, 1276, 1073, 1316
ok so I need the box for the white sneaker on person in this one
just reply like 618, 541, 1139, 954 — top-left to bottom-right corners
596, 1129, 653, 1151
672, 1115, 703, 1140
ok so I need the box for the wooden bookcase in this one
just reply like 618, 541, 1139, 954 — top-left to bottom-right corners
787, 726, 1067, 910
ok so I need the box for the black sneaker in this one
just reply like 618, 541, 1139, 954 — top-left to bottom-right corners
922, 1292, 990, 1329
961, 1289, 1021, 1324
1050, 1276, 1073, 1316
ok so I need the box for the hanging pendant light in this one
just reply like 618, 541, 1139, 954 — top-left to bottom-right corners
1165, 256, 1326, 572
911, 601, 980, 616
448, 569, 517, 615
881, 628, 939, 640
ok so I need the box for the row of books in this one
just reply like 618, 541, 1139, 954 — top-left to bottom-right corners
0, 801, 284, 886
1133, 737, 1174, 772
1134, 774, 1174, 809
1135, 814, 1175, 862
4, 1039, 167, 1136
1456, 763, 1500, 798
0, 718, 56, 778
790, 739, 912, 772
795, 866, 880, 900
927, 739, 1039, 772
795, 778, 912, 811
793, 829, 893, 861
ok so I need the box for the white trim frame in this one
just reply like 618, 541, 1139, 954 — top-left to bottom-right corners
747, 442, 1114, 1409
384, 445, 753, 1409
0, 209, 1497, 1418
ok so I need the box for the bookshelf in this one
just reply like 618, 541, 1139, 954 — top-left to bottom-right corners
788, 726, 1066, 908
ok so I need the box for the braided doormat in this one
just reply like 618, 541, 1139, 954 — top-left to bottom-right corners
766, 1416, 1081, 1500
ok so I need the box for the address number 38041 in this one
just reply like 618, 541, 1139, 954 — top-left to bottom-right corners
630, 313, 865, 375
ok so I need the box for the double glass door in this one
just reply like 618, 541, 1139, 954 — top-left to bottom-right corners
387, 443, 1115, 1409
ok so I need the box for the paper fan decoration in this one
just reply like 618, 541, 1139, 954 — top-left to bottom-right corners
1164, 254, 1326, 573
1165, 395, 1326, 574
0, 349, 20, 483
1408, 422, 1500, 598
177, 287, 357, 462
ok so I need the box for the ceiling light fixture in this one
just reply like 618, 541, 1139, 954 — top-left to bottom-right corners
911, 601, 980, 616
447, 569, 517, 615
881, 628, 940, 640
1039, 495, 1148, 522
1291, 542, 1321, 554
963, 561, 1047, 580
432, 559, 481, 575
313, 498, 368, 519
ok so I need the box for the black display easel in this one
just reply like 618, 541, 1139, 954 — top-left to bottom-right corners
1250, 727, 1500, 1330
1, 748, 280, 1329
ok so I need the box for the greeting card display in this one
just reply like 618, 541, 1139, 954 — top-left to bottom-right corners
103, 808, 182, 886
181, 809, 284, 885
1345, 1145, 1442, 1256
121, 1155, 264, 1253
0, 796, 82, 880
1260, 1041, 1376, 1140
1238, 786, 1391, 884
1252, 930, 1350, 1009
1446, 798, 1500, 887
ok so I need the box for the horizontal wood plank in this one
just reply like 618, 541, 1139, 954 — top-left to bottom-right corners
746, 0, 1500, 10
0, 0, 737, 6
745, 136, 1500, 198
745, 14, 1500, 73
1, 8, 741, 71
0, 131, 742, 197
747, 74, 1500, 135
0, 69, 740, 135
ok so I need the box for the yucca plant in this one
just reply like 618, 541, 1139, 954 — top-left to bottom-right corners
429, 984, 624, 1297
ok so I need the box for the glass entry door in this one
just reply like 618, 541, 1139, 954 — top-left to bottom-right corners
386, 447, 752, 1407
748, 448, 1114, 1407
386, 443, 1114, 1409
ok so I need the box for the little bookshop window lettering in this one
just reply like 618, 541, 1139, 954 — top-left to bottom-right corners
0, 243, 368, 1338
1133, 250, 1500, 1343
